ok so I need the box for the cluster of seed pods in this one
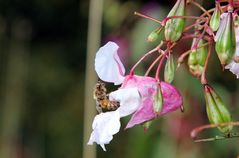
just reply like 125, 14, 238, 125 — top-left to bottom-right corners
135, 0, 239, 136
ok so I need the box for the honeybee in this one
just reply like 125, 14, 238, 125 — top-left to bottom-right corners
93, 81, 120, 113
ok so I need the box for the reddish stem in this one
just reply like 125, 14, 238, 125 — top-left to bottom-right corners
129, 42, 163, 76
177, 42, 209, 65
191, 30, 206, 51
190, 1, 211, 18
191, 121, 239, 139
155, 43, 172, 81
134, 12, 162, 24
181, 33, 212, 42
183, 20, 205, 32
201, 42, 213, 85
145, 54, 163, 76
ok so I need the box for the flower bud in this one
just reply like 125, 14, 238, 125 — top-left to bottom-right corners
188, 38, 207, 77
142, 120, 153, 132
164, 54, 175, 83
209, 3, 221, 32
204, 85, 232, 134
153, 83, 163, 114
215, 12, 236, 65
147, 27, 163, 42
164, 0, 185, 42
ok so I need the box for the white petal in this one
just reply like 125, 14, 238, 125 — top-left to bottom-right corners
225, 28, 239, 78
235, 42, 239, 56
236, 35, 239, 48
225, 62, 239, 78
109, 88, 141, 117
95, 41, 125, 85
87, 110, 121, 151
235, 25, 239, 56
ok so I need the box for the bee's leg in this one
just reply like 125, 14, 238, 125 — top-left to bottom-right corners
96, 103, 102, 113
116, 101, 120, 107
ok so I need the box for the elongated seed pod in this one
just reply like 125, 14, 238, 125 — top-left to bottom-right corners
164, 0, 185, 42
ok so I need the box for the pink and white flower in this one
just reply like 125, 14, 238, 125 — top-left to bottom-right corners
121, 75, 183, 129
88, 41, 183, 151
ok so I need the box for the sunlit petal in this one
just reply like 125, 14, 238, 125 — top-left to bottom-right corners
109, 88, 141, 117
95, 41, 125, 85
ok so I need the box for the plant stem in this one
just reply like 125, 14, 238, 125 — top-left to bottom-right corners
190, 1, 211, 18
191, 121, 239, 139
145, 54, 163, 76
155, 43, 172, 81
177, 42, 209, 68
130, 41, 163, 75
134, 12, 162, 24
201, 42, 212, 85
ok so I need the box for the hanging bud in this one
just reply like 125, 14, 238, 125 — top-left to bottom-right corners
142, 120, 154, 132
204, 85, 232, 134
164, 54, 175, 83
153, 82, 163, 114
164, 0, 185, 42
188, 38, 207, 77
147, 26, 163, 42
209, 3, 221, 32
215, 12, 236, 65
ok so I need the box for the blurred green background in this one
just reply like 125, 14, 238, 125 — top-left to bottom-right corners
0, 0, 239, 158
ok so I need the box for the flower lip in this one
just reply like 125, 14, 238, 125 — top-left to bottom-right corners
95, 41, 125, 85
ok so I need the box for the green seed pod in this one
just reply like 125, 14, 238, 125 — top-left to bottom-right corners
147, 27, 163, 42
210, 3, 221, 32
188, 38, 207, 77
153, 83, 163, 114
204, 85, 232, 134
215, 12, 236, 65
164, 54, 175, 83
164, 0, 185, 42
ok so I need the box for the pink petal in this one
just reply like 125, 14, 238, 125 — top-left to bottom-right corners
122, 75, 157, 97
126, 97, 154, 129
125, 81, 183, 129
95, 41, 125, 85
